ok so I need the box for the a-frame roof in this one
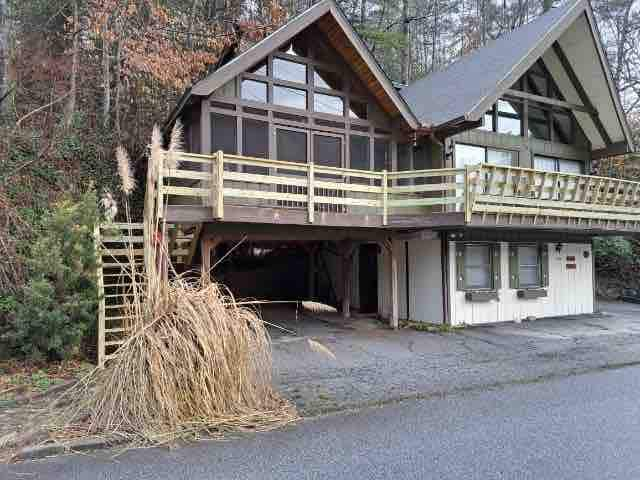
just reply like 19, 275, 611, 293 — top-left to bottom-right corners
401, 0, 633, 151
189, 0, 419, 129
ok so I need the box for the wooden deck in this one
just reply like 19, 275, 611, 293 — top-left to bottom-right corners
157, 152, 640, 233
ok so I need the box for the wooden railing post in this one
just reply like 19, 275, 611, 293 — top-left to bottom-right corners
382, 169, 388, 226
155, 154, 164, 221
94, 225, 105, 368
308, 162, 315, 223
464, 164, 474, 223
212, 150, 224, 219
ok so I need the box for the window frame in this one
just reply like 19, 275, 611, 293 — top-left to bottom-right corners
456, 242, 501, 292
509, 243, 549, 290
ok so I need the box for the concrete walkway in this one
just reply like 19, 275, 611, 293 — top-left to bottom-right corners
273, 301, 640, 415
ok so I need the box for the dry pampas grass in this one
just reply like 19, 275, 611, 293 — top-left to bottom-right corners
56, 276, 297, 443
116, 145, 136, 196
53, 122, 298, 446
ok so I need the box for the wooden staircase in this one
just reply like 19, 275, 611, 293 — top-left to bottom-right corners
95, 221, 202, 365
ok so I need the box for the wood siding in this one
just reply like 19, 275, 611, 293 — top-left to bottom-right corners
449, 241, 593, 325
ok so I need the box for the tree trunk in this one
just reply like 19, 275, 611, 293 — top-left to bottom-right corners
66, 0, 79, 128
114, 27, 122, 140
102, 39, 110, 129
400, 0, 409, 84
0, 0, 9, 119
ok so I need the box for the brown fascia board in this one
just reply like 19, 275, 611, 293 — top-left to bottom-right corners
188, 0, 419, 129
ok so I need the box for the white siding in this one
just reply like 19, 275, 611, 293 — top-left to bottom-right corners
450, 241, 594, 326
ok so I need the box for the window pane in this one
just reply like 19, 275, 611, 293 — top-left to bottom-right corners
553, 111, 573, 144
519, 266, 540, 287
242, 118, 268, 174
465, 267, 492, 289
518, 246, 539, 266
397, 144, 411, 185
534, 156, 557, 172
487, 149, 516, 166
314, 68, 342, 90
273, 58, 307, 84
350, 135, 370, 171
314, 93, 343, 116
276, 129, 307, 163
464, 245, 492, 289
465, 245, 491, 267
374, 139, 390, 171
528, 107, 550, 140
558, 159, 583, 174
497, 100, 521, 135
349, 100, 368, 120
455, 144, 485, 167
241, 79, 267, 103
211, 113, 237, 154
273, 85, 307, 110
314, 135, 342, 170
479, 111, 494, 131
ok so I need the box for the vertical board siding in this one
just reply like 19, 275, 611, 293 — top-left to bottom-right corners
408, 239, 444, 324
449, 241, 593, 325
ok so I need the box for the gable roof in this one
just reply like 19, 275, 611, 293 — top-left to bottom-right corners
401, 0, 632, 150
188, 0, 419, 129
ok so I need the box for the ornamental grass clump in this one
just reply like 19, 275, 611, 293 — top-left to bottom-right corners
54, 122, 297, 444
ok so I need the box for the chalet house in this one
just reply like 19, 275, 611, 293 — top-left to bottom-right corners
102, 0, 636, 351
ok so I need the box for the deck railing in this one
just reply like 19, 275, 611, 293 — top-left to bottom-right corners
159, 152, 466, 225
469, 164, 640, 228
156, 152, 640, 229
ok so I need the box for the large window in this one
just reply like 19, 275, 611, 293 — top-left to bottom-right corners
350, 135, 370, 171
273, 58, 307, 84
534, 155, 583, 174
273, 85, 307, 110
276, 128, 307, 164
497, 100, 522, 135
241, 79, 267, 103
211, 113, 237, 154
509, 244, 549, 289
455, 144, 517, 167
457, 243, 500, 291
242, 118, 269, 174
314, 93, 343, 116
374, 139, 390, 171
314, 68, 342, 90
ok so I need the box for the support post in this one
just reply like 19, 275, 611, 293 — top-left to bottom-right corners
340, 241, 355, 319
308, 162, 315, 223
382, 169, 388, 226
95, 225, 105, 368
200, 237, 220, 283
216, 150, 224, 219
308, 244, 317, 300
390, 239, 399, 330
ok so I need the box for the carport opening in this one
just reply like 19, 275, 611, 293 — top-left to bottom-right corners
203, 241, 380, 336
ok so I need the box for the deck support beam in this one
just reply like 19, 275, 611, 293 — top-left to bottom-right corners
201, 237, 221, 283
340, 241, 357, 319
390, 239, 399, 330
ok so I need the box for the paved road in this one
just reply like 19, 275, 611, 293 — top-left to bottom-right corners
5, 364, 640, 479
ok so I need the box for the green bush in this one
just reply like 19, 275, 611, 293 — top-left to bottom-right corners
2, 190, 100, 361
593, 237, 634, 271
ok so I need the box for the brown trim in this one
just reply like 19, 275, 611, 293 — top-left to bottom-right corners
551, 41, 612, 146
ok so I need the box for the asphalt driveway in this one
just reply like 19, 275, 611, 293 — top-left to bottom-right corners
273, 301, 640, 414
